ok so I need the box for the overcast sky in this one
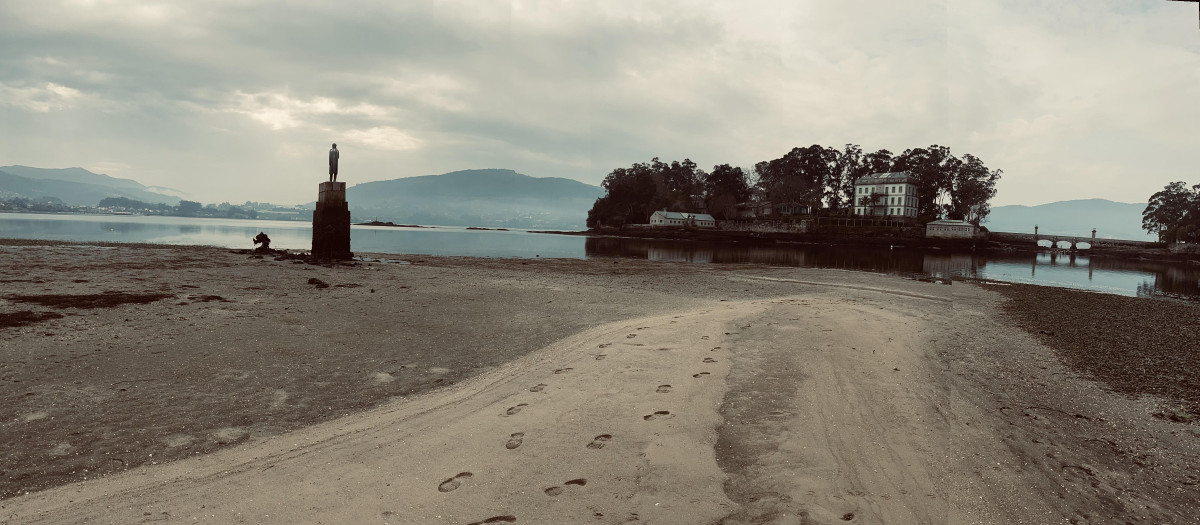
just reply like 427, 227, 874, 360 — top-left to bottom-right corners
1, 0, 1196, 206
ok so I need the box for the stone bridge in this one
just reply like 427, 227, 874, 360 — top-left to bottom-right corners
989, 227, 1159, 250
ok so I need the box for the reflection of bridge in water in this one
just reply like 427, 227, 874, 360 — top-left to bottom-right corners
922, 250, 1099, 279
1029, 251, 1092, 279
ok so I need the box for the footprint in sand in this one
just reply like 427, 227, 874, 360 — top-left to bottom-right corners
545, 479, 588, 496
594, 354, 607, 361
506, 432, 525, 450
586, 434, 612, 449
703, 357, 717, 363
529, 383, 547, 392
643, 411, 673, 421
656, 385, 671, 393
467, 516, 516, 525
598, 343, 612, 348
438, 472, 473, 492
693, 372, 710, 378
626, 334, 637, 339
553, 367, 573, 374
505, 403, 528, 416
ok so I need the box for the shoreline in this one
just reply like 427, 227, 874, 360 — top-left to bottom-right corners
2, 243, 1199, 521
541, 227, 1195, 262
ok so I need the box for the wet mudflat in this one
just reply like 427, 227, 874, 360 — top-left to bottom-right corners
1, 239, 1199, 523
0, 240, 778, 500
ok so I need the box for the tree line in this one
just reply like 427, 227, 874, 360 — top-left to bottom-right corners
1142, 182, 1200, 243
586, 144, 1001, 228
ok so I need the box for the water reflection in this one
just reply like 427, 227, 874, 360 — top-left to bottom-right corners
585, 237, 936, 272
0, 214, 315, 250
922, 253, 977, 278
0, 212, 587, 257
583, 237, 1200, 300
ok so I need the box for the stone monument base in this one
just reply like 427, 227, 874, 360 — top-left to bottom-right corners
312, 181, 352, 260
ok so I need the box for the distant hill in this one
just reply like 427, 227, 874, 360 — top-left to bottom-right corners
985, 199, 1153, 241
0, 165, 181, 206
346, 169, 604, 229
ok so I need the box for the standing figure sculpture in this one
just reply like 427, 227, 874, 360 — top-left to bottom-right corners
328, 143, 340, 182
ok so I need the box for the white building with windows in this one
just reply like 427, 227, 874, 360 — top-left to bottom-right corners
925, 219, 978, 238
853, 172, 918, 218
649, 210, 717, 228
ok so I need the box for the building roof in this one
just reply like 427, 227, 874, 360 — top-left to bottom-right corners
652, 210, 716, 222
855, 172, 913, 185
926, 219, 975, 226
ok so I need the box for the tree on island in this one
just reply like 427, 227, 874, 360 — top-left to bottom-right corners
753, 144, 999, 223
754, 145, 836, 215
586, 144, 1001, 228
586, 158, 708, 228
891, 146, 957, 218
1142, 181, 1200, 243
704, 164, 752, 220
946, 154, 1001, 225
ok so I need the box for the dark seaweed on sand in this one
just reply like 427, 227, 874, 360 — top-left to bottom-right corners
0, 310, 64, 328
7, 291, 174, 309
997, 283, 1200, 418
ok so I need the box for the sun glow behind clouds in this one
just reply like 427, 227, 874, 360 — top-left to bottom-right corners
231, 91, 394, 130
343, 127, 423, 151
0, 82, 84, 112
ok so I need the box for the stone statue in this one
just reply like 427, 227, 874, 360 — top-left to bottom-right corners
328, 143, 340, 182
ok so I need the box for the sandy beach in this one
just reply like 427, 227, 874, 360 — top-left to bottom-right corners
2, 240, 1199, 524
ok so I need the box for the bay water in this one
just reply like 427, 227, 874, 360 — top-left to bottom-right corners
2, 212, 1197, 300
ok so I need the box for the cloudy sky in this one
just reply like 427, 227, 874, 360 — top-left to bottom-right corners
1, 0, 1197, 206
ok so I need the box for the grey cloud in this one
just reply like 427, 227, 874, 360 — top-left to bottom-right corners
1, 0, 1198, 207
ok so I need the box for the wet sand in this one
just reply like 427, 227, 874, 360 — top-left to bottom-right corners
1, 240, 1198, 523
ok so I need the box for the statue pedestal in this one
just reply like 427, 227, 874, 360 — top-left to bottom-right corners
312, 181, 351, 260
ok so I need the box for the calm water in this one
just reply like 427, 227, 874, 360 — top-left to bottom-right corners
0, 213, 586, 258
3, 212, 1198, 300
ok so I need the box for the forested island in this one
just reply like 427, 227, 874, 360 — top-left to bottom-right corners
587, 143, 1002, 228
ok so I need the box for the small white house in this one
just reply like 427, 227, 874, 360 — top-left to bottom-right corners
649, 210, 717, 228
854, 172, 919, 218
926, 219, 978, 239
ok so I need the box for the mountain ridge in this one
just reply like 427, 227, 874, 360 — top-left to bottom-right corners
346, 168, 603, 229
0, 165, 181, 206
986, 198, 1152, 241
